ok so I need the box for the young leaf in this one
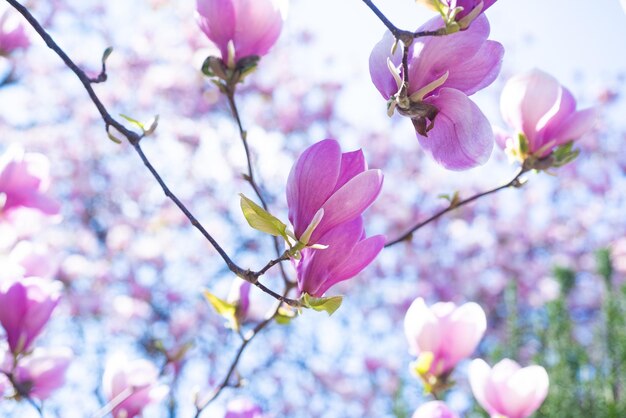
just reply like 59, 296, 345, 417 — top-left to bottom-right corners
239, 193, 288, 239
301, 293, 343, 316
203, 289, 236, 319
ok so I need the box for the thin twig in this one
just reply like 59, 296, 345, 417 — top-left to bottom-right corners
385, 168, 526, 247
6, 0, 294, 303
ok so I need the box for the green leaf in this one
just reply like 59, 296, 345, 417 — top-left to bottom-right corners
239, 193, 288, 240
275, 307, 296, 325
203, 289, 236, 320
301, 293, 343, 316
107, 131, 122, 144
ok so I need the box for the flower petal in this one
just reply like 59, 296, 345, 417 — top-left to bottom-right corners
232, 0, 283, 60
369, 30, 402, 100
196, 0, 236, 59
442, 40, 503, 95
419, 88, 493, 170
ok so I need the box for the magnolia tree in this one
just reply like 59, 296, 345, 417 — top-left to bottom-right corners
0, 0, 624, 417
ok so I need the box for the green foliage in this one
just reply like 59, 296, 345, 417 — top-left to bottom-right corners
300, 293, 343, 316
239, 193, 289, 241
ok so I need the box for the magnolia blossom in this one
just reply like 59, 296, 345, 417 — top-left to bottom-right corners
0, 277, 61, 354
287, 139, 384, 296
404, 298, 486, 377
498, 69, 596, 161
0, 146, 60, 216
12, 347, 72, 400
469, 358, 549, 418
369, 15, 503, 170
196, 0, 284, 64
228, 278, 251, 324
0, 5, 30, 56
225, 397, 264, 418
103, 357, 169, 418
412, 401, 459, 418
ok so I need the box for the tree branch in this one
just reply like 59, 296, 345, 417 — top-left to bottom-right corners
385, 168, 527, 247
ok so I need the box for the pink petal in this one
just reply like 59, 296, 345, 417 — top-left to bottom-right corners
439, 302, 486, 371
404, 298, 442, 356
469, 359, 496, 415
442, 40, 503, 95
549, 107, 597, 147
232, 0, 283, 60
311, 169, 383, 243
286, 139, 341, 238
334, 150, 366, 192
196, 0, 236, 59
419, 88, 493, 170
369, 30, 402, 100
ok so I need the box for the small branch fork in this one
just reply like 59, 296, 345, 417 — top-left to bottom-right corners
385, 168, 527, 247
5, 0, 298, 306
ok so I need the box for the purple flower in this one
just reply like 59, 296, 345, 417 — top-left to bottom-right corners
225, 397, 264, 418
0, 277, 61, 354
469, 358, 549, 418
412, 401, 459, 418
0, 146, 60, 216
287, 139, 385, 296
0, 5, 30, 56
369, 15, 503, 170
103, 356, 169, 418
196, 0, 284, 65
13, 347, 72, 400
498, 69, 596, 162
404, 298, 486, 377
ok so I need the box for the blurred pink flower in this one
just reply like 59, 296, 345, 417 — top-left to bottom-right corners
287, 140, 385, 296
13, 347, 72, 400
412, 401, 459, 418
469, 358, 549, 418
102, 357, 169, 418
369, 15, 502, 170
225, 397, 263, 418
0, 277, 61, 354
228, 278, 251, 324
0, 146, 60, 217
404, 298, 486, 376
499, 69, 596, 160
0, 5, 30, 56
196, 0, 284, 64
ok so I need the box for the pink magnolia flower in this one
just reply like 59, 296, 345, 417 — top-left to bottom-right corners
404, 298, 486, 377
196, 0, 284, 64
287, 139, 385, 296
225, 397, 264, 418
498, 69, 596, 162
0, 146, 60, 216
12, 347, 72, 400
102, 357, 169, 418
369, 15, 503, 170
469, 358, 549, 418
0, 5, 30, 56
0, 277, 61, 354
228, 278, 251, 324
286, 139, 383, 245
412, 401, 459, 418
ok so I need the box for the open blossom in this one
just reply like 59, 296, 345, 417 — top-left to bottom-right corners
103, 356, 169, 418
404, 298, 486, 377
287, 139, 385, 296
369, 15, 503, 170
498, 69, 596, 162
469, 358, 549, 418
412, 401, 459, 418
12, 347, 73, 400
225, 397, 264, 418
0, 277, 61, 354
0, 5, 30, 56
196, 0, 284, 64
0, 146, 60, 216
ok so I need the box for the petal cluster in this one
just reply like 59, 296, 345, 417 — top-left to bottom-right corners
12, 347, 73, 400
499, 69, 596, 159
369, 15, 503, 170
196, 0, 284, 63
287, 139, 384, 297
102, 357, 169, 418
469, 358, 549, 418
0, 5, 30, 56
404, 298, 486, 376
0, 277, 61, 354
0, 146, 60, 216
